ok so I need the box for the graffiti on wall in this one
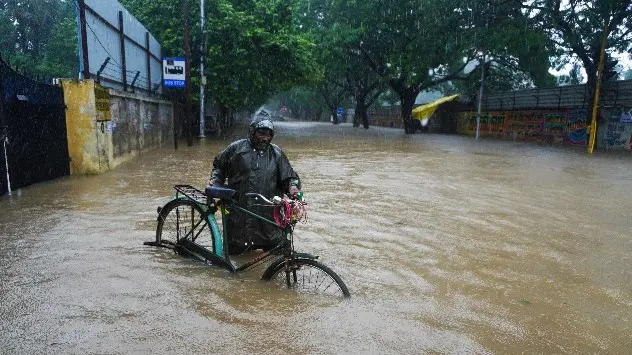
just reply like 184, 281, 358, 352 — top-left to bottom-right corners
565, 109, 587, 145
597, 108, 632, 151
508, 111, 545, 142
457, 109, 588, 145
457, 112, 506, 136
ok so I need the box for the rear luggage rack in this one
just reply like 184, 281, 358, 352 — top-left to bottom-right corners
173, 184, 208, 204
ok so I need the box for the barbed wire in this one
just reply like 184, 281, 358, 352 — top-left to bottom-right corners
99, 61, 155, 90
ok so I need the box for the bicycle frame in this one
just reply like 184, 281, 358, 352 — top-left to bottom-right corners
168, 185, 315, 274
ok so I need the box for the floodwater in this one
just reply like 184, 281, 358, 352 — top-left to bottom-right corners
1, 121, 631, 354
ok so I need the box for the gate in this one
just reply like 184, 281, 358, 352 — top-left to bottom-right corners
0, 58, 70, 196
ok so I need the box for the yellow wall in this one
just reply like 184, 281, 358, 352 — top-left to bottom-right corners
60, 80, 112, 174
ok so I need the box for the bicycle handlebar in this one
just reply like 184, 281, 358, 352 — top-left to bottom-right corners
245, 192, 282, 205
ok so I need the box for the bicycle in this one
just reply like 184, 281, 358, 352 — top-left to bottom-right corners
144, 184, 350, 297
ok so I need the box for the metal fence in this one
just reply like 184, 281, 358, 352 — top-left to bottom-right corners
481, 79, 632, 111
76, 0, 162, 94
0, 58, 70, 196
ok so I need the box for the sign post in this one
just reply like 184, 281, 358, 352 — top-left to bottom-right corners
163, 57, 187, 149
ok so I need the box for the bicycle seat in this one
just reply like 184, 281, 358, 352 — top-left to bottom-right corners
205, 185, 236, 199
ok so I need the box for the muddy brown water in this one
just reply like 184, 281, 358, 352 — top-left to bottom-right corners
1, 121, 631, 354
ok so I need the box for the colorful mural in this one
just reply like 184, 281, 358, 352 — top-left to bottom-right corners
457, 112, 507, 136
457, 109, 588, 146
565, 109, 588, 145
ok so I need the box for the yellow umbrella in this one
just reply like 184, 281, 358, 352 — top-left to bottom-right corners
412, 94, 460, 124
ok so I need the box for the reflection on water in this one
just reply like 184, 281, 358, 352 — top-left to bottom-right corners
1, 121, 631, 353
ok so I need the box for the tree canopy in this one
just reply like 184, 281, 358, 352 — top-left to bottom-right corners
120, 0, 318, 113
0, 0, 77, 79
4, 0, 632, 130
524, 0, 632, 89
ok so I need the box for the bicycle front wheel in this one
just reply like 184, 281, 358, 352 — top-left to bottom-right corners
262, 258, 350, 297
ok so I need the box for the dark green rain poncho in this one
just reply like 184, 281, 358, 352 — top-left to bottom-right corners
210, 113, 300, 254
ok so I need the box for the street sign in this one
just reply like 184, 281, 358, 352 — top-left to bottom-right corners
163, 57, 186, 88
337, 107, 344, 116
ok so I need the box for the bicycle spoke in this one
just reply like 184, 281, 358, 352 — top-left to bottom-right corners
270, 260, 348, 297
158, 201, 214, 251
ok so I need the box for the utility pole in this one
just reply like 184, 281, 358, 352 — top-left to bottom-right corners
183, 0, 193, 146
198, 0, 206, 138
476, 53, 486, 140
0, 74, 10, 196
77, 0, 90, 79
588, 23, 608, 154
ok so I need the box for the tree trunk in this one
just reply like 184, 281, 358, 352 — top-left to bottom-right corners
389, 78, 419, 134
361, 107, 369, 129
218, 103, 228, 136
400, 92, 417, 134
585, 65, 598, 124
353, 101, 361, 127
354, 93, 370, 129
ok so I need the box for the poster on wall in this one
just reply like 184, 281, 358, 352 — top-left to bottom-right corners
95, 83, 111, 122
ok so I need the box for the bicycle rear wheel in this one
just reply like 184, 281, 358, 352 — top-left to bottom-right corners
262, 258, 350, 297
156, 199, 213, 250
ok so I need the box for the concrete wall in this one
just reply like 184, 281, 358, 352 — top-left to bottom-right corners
109, 90, 173, 166
61, 79, 110, 174
456, 108, 632, 151
61, 79, 172, 174
597, 108, 632, 151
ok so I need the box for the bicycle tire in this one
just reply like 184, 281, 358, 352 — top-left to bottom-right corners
156, 199, 214, 250
261, 258, 350, 297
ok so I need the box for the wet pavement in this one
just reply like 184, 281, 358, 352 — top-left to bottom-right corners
1, 121, 631, 354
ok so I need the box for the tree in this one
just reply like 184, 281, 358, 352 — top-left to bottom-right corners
455, 0, 556, 95
316, 67, 350, 125
524, 0, 632, 120
344, 58, 385, 129
269, 87, 328, 121
624, 68, 632, 80
330, 0, 479, 133
122, 0, 318, 131
0, 0, 77, 79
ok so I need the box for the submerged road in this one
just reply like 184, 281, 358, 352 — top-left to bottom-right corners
1, 121, 631, 353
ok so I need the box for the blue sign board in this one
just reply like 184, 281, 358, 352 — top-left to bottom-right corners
164, 79, 185, 88
163, 57, 186, 88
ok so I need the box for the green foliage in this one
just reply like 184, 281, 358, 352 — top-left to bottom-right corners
465, 1, 555, 86
269, 86, 328, 120
121, 0, 318, 111
0, 0, 77, 78
207, 0, 318, 109
526, 0, 632, 86
557, 64, 585, 86
278, 0, 553, 128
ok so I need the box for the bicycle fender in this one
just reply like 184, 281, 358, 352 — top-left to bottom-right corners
157, 197, 210, 220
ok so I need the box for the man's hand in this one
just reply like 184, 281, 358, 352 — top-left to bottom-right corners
288, 186, 300, 199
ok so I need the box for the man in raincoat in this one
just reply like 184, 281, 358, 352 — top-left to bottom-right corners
209, 111, 301, 255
